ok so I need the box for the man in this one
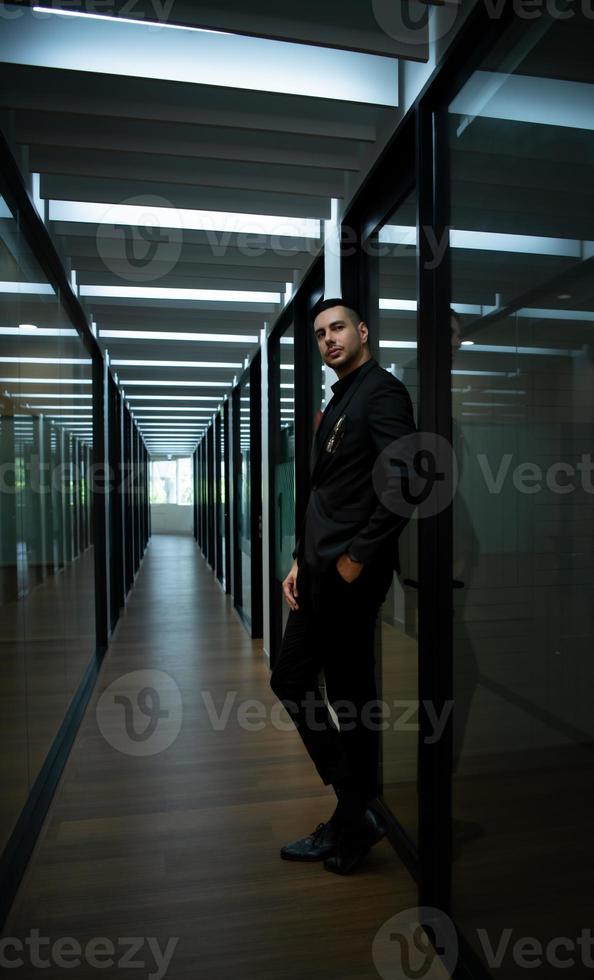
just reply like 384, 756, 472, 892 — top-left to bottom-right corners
269, 297, 416, 874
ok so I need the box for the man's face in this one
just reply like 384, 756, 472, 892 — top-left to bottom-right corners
313, 306, 368, 371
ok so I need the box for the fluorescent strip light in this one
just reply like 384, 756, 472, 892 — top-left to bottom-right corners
452, 370, 511, 377
465, 344, 577, 356
81, 285, 281, 303
0, 357, 91, 365
52, 202, 320, 241
100, 330, 259, 343
18, 393, 92, 399
379, 299, 418, 312
451, 229, 585, 257
132, 416, 211, 421
451, 70, 594, 134
0, 377, 92, 384
0, 328, 77, 337
125, 395, 220, 402
32, 6, 225, 34
131, 406, 217, 412
23, 405, 92, 410
378, 225, 591, 258
122, 380, 231, 388
0, 281, 55, 295
379, 340, 417, 349
111, 359, 242, 369
518, 307, 594, 322
19, 7, 396, 105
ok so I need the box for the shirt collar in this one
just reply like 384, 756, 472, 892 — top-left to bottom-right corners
330, 358, 374, 399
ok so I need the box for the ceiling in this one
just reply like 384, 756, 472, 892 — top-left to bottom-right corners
0, 0, 428, 456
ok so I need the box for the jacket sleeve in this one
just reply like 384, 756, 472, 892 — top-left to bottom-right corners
347, 380, 417, 565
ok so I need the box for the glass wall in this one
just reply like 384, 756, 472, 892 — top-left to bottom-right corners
235, 373, 252, 626
218, 406, 226, 589
367, 188, 420, 845
270, 321, 296, 644
0, 193, 95, 854
448, 13, 594, 972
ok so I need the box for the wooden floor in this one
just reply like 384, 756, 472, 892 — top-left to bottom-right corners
4, 535, 417, 980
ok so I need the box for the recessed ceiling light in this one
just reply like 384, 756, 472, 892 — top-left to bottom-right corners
100, 330, 259, 344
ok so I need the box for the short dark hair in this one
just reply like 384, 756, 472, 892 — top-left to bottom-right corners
310, 297, 363, 328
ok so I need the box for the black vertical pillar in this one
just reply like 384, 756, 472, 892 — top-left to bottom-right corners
417, 99, 453, 912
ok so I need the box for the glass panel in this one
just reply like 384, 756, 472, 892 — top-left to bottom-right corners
220, 409, 226, 587
371, 188, 420, 844
449, 14, 594, 971
273, 323, 295, 637
237, 376, 251, 624
0, 194, 95, 852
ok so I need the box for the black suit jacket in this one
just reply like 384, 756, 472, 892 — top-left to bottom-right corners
293, 358, 416, 573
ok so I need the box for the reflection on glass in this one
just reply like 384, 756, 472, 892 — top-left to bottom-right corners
274, 325, 295, 636
237, 379, 252, 624
220, 408, 226, 587
449, 15, 594, 970
0, 195, 95, 852
372, 189, 420, 844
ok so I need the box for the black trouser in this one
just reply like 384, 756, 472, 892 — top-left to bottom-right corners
270, 559, 393, 803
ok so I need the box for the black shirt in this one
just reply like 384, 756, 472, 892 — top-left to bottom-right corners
315, 359, 372, 451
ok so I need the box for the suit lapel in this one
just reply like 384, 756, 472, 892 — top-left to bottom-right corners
310, 358, 377, 480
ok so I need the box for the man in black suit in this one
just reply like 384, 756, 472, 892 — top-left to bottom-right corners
270, 297, 416, 874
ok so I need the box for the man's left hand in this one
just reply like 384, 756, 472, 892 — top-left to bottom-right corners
336, 553, 364, 583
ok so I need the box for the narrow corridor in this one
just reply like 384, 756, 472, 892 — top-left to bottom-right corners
5, 535, 413, 980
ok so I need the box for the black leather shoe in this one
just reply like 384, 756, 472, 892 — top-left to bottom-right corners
323, 809, 386, 875
280, 819, 340, 861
